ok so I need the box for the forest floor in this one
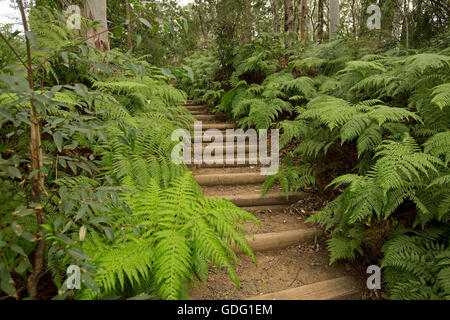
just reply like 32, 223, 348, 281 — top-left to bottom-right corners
185, 103, 370, 300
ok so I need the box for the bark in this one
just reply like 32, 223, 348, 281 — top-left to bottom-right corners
284, 0, 294, 48
81, 0, 110, 51
271, 0, 281, 33
17, 0, 46, 299
125, 0, 132, 53
317, 0, 324, 43
350, 0, 357, 38
404, 0, 409, 55
392, 0, 403, 47
197, 1, 209, 49
241, 1, 253, 44
329, 0, 340, 39
300, 0, 307, 40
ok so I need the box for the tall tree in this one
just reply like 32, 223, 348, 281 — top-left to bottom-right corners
329, 0, 340, 38
196, 0, 210, 48
284, 0, 294, 47
317, 0, 324, 43
392, 0, 403, 48
125, 0, 132, 53
81, 0, 110, 51
271, 0, 281, 33
241, 0, 253, 44
300, 0, 307, 40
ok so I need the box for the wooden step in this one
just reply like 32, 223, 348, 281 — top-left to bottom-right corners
241, 204, 289, 212
191, 123, 237, 130
188, 156, 273, 168
238, 229, 322, 253
193, 133, 271, 141
190, 110, 209, 115
193, 114, 219, 121
246, 276, 361, 300
185, 105, 207, 111
195, 172, 267, 186
212, 191, 304, 207
197, 144, 260, 153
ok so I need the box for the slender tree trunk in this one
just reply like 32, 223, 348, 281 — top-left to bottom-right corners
284, 0, 294, 48
294, 0, 300, 36
300, 0, 307, 40
392, 0, 403, 48
271, 0, 281, 33
317, 0, 324, 43
197, 1, 209, 49
17, 0, 46, 299
241, 1, 253, 44
329, 0, 340, 39
404, 0, 409, 55
81, 0, 110, 51
125, 0, 132, 53
351, 0, 357, 39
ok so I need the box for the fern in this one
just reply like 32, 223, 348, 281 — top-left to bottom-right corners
381, 228, 450, 300
80, 173, 258, 300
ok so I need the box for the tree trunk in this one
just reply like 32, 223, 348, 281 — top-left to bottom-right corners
284, 0, 294, 48
350, 0, 357, 39
329, 0, 340, 39
294, 0, 300, 36
300, 0, 307, 40
17, 0, 46, 299
271, 0, 281, 33
81, 0, 110, 51
241, 1, 253, 44
125, 0, 132, 53
317, 0, 324, 43
197, 0, 209, 49
404, 0, 409, 55
392, 0, 403, 48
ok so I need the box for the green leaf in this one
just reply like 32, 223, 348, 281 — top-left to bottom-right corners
10, 244, 25, 256
53, 131, 63, 152
102, 226, 115, 242
1, 279, 16, 296
7, 166, 21, 178
139, 18, 151, 28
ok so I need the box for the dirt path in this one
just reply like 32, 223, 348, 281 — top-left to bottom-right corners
184, 103, 364, 300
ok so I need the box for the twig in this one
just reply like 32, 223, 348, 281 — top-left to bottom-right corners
0, 31, 28, 70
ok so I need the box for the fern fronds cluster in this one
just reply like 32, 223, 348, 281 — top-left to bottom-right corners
77, 173, 258, 300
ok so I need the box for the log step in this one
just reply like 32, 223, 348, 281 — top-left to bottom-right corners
246, 276, 361, 300
192, 123, 237, 130
196, 144, 260, 153
241, 204, 289, 212
188, 157, 273, 168
195, 173, 267, 186
237, 229, 322, 253
211, 191, 303, 207
190, 110, 209, 115
194, 114, 219, 121
185, 105, 207, 111
193, 133, 270, 141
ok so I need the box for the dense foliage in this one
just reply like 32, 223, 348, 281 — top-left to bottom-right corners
179, 2, 450, 300
1, 0, 449, 301
0, 3, 257, 300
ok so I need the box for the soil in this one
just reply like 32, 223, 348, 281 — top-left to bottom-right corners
189, 234, 362, 300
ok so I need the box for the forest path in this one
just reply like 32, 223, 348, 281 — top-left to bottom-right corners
184, 103, 363, 300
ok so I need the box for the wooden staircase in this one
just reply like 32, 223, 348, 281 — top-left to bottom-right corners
184, 102, 362, 300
